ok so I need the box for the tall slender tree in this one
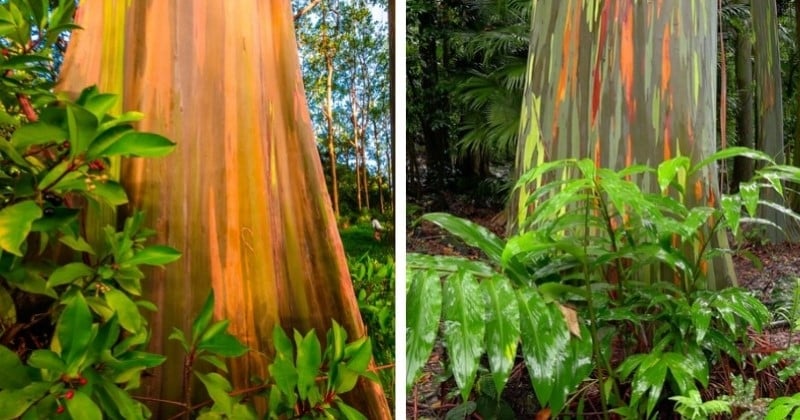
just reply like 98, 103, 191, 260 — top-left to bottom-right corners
751, 0, 795, 241
57, 1, 391, 417
513, 0, 736, 289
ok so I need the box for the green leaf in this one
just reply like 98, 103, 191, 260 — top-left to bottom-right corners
518, 288, 570, 414
740, 182, 759, 218
0, 201, 41, 256
192, 291, 215, 345
66, 104, 99, 158
96, 375, 145, 420
443, 270, 485, 400
273, 325, 294, 359
82, 93, 118, 119
0, 345, 32, 388
9, 122, 67, 148
104, 288, 143, 333
47, 262, 93, 288
196, 372, 233, 415
295, 330, 322, 401
421, 213, 505, 264
102, 132, 176, 157
26, 349, 65, 372
406, 269, 442, 389
407, 253, 496, 278
0, 382, 50, 419
336, 401, 368, 420
126, 245, 181, 266
657, 157, 690, 193
691, 147, 774, 174
55, 293, 93, 372
89, 180, 128, 206
196, 332, 249, 357
58, 234, 95, 255
482, 276, 519, 395
66, 389, 102, 420
268, 329, 297, 398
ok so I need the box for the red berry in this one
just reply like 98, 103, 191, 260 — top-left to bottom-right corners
88, 159, 105, 171
64, 390, 74, 400
78, 377, 87, 386
56, 405, 65, 414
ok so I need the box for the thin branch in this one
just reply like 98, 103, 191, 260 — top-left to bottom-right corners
294, 0, 323, 21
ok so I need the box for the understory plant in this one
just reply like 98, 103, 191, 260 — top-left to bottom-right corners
407, 148, 800, 417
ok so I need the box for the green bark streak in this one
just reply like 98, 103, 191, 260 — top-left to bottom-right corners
512, 0, 735, 289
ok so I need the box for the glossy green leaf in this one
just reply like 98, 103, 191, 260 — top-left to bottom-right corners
89, 180, 128, 206
9, 122, 67, 148
407, 253, 496, 278
0, 200, 41, 256
268, 327, 297, 398
58, 234, 95, 255
96, 375, 144, 420
421, 213, 505, 264
66, 103, 98, 158
27, 349, 65, 372
46, 262, 93, 288
82, 93, 118, 119
197, 332, 249, 357
55, 292, 93, 372
406, 269, 442, 389
443, 270, 485, 400
518, 288, 570, 414
337, 401, 368, 420
692, 147, 774, 175
295, 330, 322, 401
481, 276, 519, 394
66, 389, 102, 420
196, 372, 234, 415
104, 288, 142, 333
740, 182, 759, 218
192, 291, 215, 345
102, 132, 176, 157
126, 245, 181, 266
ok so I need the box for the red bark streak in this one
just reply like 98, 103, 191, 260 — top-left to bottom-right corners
591, 2, 611, 126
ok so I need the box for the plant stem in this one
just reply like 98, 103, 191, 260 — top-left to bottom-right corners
182, 348, 195, 420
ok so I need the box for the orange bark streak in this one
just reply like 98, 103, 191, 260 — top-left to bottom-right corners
661, 24, 671, 94
594, 139, 602, 168
620, 3, 635, 118
694, 179, 703, 201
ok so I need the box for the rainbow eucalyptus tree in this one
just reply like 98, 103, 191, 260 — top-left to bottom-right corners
512, 0, 736, 289
57, 1, 390, 417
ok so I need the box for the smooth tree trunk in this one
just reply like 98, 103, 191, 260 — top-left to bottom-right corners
732, 6, 755, 191
751, 0, 796, 241
323, 1, 341, 218
512, 0, 736, 289
57, 1, 391, 418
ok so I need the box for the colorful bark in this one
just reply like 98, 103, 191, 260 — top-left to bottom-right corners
514, 0, 735, 289
58, 1, 390, 417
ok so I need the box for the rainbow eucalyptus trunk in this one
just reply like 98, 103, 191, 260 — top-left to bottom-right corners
512, 0, 736, 289
752, 0, 797, 241
57, 1, 391, 418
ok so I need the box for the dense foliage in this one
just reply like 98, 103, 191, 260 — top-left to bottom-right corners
408, 149, 800, 417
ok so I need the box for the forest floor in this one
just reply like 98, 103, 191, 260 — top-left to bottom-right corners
406, 193, 800, 419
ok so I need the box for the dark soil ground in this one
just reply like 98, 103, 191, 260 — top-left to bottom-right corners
406, 193, 800, 419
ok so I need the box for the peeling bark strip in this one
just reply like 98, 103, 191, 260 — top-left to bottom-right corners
512, 0, 735, 289
58, 1, 390, 418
